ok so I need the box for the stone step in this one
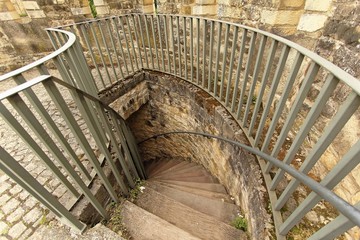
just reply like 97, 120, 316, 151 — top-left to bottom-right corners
151, 167, 209, 180
121, 200, 200, 240
135, 187, 247, 240
146, 182, 240, 224
29, 224, 125, 240
151, 180, 233, 203
154, 180, 228, 194
153, 165, 204, 179
152, 161, 197, 177
144, 159, 161, 176
148, 159, 182, 177
149, 174, 219, 183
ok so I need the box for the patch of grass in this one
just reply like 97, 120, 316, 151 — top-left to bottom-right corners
252, 95, 257, 104
38, 209, 50, 225
231, 216, 248, 231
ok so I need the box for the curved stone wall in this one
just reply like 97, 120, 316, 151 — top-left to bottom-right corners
121, 72, 272, 240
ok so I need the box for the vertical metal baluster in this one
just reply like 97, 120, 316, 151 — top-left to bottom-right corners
69, 25, 100, 95
248, 39, 278, 135
143, 15, 154, 70
43, 80, 119, 202
150, 15, 160, 70
270, 75, 338, 190
170, 16, 176, 75
93, 103, 131, 193
219, 23, 230, 100
79, 25, 106, 89
236, 31, 257, 119
0, 147, 87, 232
105, 19, 125, 79
0, 101, 79, 198
97, 20, 116, 84
131, 14, 144, 69
190, 17, 194, 81
279, 137, 360, 235
13, 74, 91, 181
275, 89, 360, 210
89, 23, 112, 84
225, 26, 238, 107
157, 15, 165, 71
137, 15, 149, 69
7, 94, 86, 198
46, 31, 78, 88
243, 35, 267, 127
54, 32, 90, 92
183, 17, 188, 79
119, 16, 135, 73
214, 22, 222, 97
308, 202, 360, 240
125, 15, 139, 71
196, 18, 200, 84
112, 17, 130, 76
119, 120, 146, 179
265, 62, 320, 174
258, 50, 301, 148
208, 20, 214, 92
231, 29, 247, 111
164, 15, 171, 73
109, 111, 139, 179
177, 16, 182, 77
72, 91, 120, 201
202, 19, 207, 88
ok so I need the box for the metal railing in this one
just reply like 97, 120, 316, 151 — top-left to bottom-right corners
60, 14, 360, 239
0, 29, 144, 232
0, 13, 359, 239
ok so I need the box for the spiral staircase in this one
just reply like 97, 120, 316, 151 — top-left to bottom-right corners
0, 13, 359, 240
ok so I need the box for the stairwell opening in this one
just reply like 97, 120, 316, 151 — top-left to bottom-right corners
102, 71, 273, 239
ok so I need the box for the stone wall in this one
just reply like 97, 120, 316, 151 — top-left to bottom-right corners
0, 0, 141, 74
120, 72, 272, 240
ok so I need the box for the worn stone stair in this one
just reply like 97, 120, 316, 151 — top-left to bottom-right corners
121, 159, 248, 240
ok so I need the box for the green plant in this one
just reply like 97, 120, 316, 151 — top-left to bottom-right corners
88, 0, 97, 18
252, 95, 257, 103
231, 216, 248, 231
129, 178, 145, 202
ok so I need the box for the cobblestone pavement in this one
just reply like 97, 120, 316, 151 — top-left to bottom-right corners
0, 70, 98, 239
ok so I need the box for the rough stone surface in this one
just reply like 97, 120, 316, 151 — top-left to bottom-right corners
305, 0, 332, 12
297, 14, 328, 32
123, 72, 272, 240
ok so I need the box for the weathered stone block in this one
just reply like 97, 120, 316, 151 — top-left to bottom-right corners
70, 6, 91, 15
0, 11, 19, 21
192, 5, 217, 15
260, 10, 303, 26
142, 4, 154, 13
195, 0, 216, 4
22, 1, 40, 10
27, 10, 46, 18
279, 0, 305, 8
96, 5, 110, 15
305, 0, 332, 12
142, 0, 153, 5
93, 0, 104, 6
297, 14, 328, 32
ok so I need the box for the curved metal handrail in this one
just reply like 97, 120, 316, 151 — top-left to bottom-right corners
0, 28, 76, 82
138, 131, 360, 227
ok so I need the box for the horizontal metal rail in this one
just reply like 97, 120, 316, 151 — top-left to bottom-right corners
0, 28, 143, 233
138, 131, 360, 227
